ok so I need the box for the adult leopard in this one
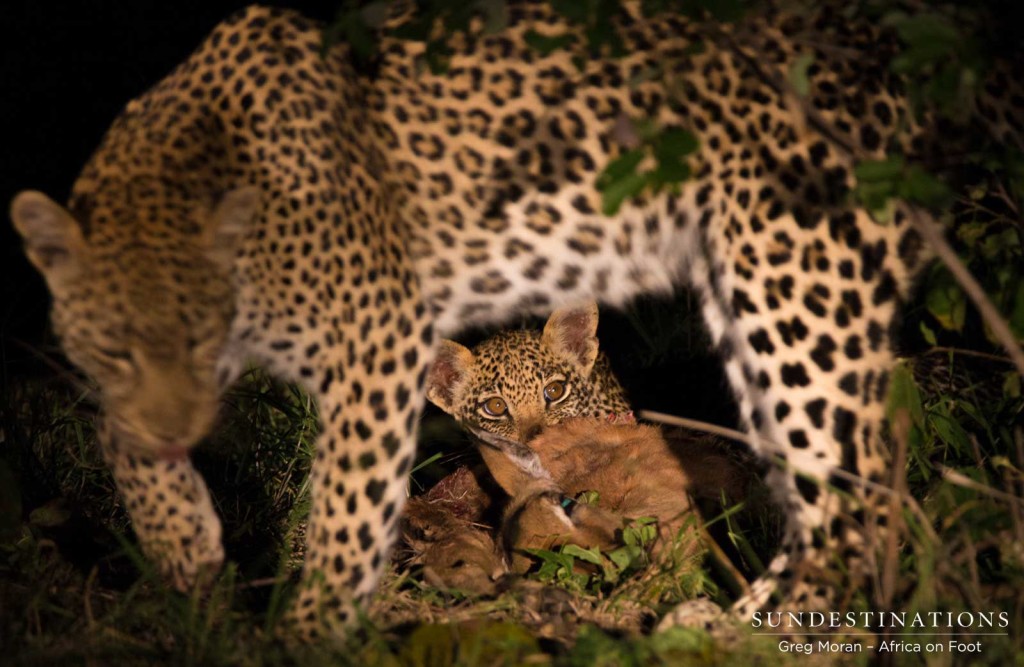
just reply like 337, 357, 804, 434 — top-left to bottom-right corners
10, 0, 1021, 641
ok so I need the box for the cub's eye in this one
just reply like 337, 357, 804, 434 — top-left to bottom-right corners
543, 380, 567, 403
481, 397, 508, 418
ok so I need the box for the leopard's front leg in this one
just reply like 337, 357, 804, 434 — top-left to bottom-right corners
100, 417, 224, 591
286, 323, 430, 641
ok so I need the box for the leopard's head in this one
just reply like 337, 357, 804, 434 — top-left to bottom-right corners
425, 302, 628, 443
11, 184, 260, 459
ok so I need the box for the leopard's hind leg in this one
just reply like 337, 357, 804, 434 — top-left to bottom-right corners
661, 201, 925, 628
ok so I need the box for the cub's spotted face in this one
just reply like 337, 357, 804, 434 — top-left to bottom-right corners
425, 302, 629, 443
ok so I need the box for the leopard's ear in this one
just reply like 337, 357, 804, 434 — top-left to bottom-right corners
10, 190, 87, 294
426, 340, 476, 415
204, 186, 261, 272
542, 301, 599, 377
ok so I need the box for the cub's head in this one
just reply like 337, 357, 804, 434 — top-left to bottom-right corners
10, 185, 260, 458
425, 302, 629, 443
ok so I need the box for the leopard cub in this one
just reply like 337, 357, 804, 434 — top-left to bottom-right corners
426, 302, 629, 442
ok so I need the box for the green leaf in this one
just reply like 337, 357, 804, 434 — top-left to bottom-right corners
789, 53, 815, 98
982, 227, 1022, 261
323, 8, 378, 63
856, 181, 898, 223
656, 127, 700, 157
550, 0, 589, 24
925, 280, 966, 332
925, 63, 967, 117
920, 321, 937, 346
597, 148, 645, 187
899, 166, 952, 208
391, 19, 431, 42
653, 159, 691, 186
887, 13, 961, 52
622, 517, 658, 547
1004, 372, 1021, 399
585, 21, 626, 59
887, 362, 925, 427
600, 171, 651, 216
652, 130, 695, 185
927, 407, 971, 453
562, 544, 604, 565
956, 221, 990, 247
855, 157, 906, 183
598, 147, 653, 215
608, 544, 644, 570
424, 40, 452, 75
523, 30, 576, 56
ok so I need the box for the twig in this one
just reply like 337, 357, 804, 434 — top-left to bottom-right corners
921, 346, 1016, 365
639, 409, 941, 544
701, 522, 752, 599
908, 209, 1024, 376
638, 411, 759, 449
237, 576, 290, 590
955, 193, 1018, 223
937, 466, 1024, 509
880, 408, 911, 609
1013, 429, 1024, 544
993, 179, 1020, 216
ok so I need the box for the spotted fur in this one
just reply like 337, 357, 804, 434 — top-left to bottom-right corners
10, 1, 1024, 641
425, 302, 629, 443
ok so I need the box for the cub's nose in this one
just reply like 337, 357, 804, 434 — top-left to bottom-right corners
519, 422, 544, 443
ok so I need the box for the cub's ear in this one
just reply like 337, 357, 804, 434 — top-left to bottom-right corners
205, 186, 261, 271
542, 301, 600, 377
426, 340, 476, 415
10, 190, 86, 292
